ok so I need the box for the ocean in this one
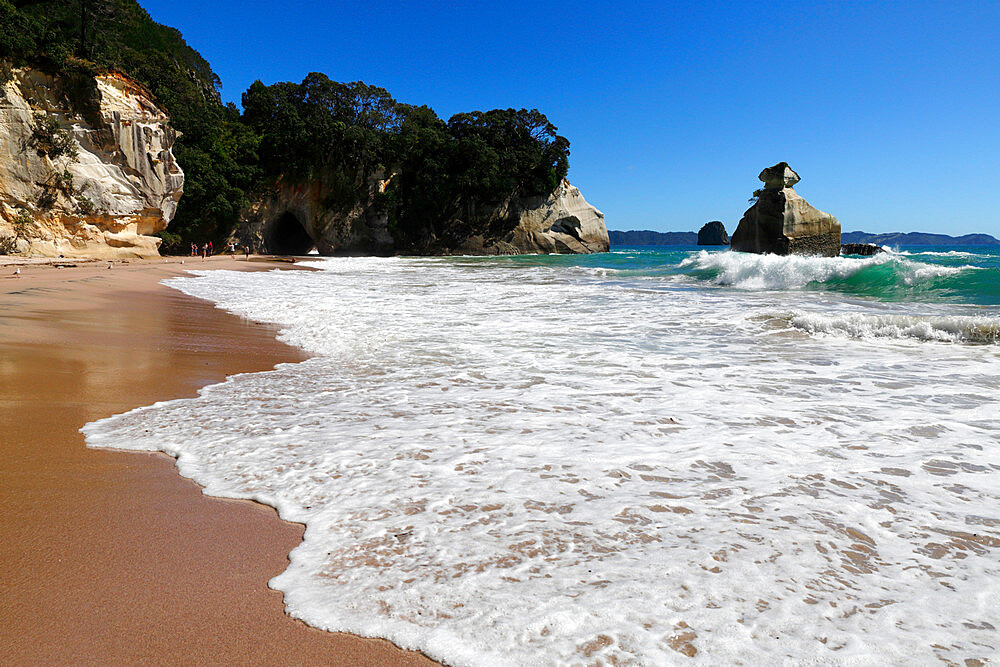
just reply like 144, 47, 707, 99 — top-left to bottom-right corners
82, 245, 1000, 665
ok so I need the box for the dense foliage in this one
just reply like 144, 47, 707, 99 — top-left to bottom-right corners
242, 73, 570, 244
2, 0, 571, 250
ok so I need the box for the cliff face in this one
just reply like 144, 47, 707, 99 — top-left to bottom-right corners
241, 177, 609, 256
240, 171, 395, 256
496, 180, 609, 255
0, 67, 183, 258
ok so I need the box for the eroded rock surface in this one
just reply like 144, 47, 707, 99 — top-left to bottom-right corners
0, 68, 183, 258
241, 170, 393, 256
499, 180, 609, 255
730, 162, 840, 256
841, 243, 884, 256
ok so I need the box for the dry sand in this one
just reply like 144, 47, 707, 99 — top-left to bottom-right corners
0, 256, 438, 665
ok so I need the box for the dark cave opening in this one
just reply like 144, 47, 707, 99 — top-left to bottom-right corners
265, 211, 315, 255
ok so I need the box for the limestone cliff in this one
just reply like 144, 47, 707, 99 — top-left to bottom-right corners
0, 67, 183, 258
241, 177, 608, 256
730, 163, 840, 256
495, 180, 609, 255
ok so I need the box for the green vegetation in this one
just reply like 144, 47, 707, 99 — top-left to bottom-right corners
75, 194, 96, 215
31, 114, 78, 159
1, 208, 32, 254
1, 0, 571, 252
36, 189, 57, 209
52, 168, 75, 192
13, 208, 33, 234
242, 73, 570, 246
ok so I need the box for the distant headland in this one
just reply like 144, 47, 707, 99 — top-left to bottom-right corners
841, 231, 999, 246
610, 229, 999, 247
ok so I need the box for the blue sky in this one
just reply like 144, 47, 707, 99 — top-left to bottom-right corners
142, 0, 999, 235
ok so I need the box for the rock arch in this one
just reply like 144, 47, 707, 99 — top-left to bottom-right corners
264, 211, 314, 255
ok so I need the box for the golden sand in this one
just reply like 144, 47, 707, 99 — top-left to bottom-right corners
0, 256, 437, 665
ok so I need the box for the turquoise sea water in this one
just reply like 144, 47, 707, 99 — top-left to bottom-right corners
496, 245, 1000, 306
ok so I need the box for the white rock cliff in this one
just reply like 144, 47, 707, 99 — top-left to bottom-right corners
505, 179, 609, 254
0, 68, 183, 258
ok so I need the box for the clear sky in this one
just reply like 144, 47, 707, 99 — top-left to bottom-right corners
140, 0, 999, 235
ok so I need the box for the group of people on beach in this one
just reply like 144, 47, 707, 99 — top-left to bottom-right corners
189, 241, 251, 259
190, 241, 213, 259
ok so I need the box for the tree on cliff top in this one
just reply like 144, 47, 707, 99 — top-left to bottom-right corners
447, 108, 569, 202
242, 74, 571, 246
242, 74, 402, 179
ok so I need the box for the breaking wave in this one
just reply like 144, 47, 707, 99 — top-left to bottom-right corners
764, 311, 1000, 344
678, 250, 996, 302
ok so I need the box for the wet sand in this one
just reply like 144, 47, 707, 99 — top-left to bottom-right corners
0, 257, 437, 665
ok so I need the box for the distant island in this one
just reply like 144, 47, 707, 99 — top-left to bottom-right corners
610, 222, 728, 247
611, 229, 1000, 246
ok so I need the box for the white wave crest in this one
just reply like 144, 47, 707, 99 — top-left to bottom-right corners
680, 250, 968, 289
909, 250, 978, 257
785, 312, 1000, 343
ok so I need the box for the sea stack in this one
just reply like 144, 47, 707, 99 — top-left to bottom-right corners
697, 221, 729, 245
730, 162, 840, 256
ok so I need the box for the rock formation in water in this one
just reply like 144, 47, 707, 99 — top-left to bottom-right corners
241, 178, 608, 256
0, 68, 183, 258
730, 163, 840, 256
697, 221, 729, 245
840, 243, 884, 256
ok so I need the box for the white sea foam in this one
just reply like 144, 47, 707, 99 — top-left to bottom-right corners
901, 250, 978, 258
679, 250, 971, 290
82, 257, 1000, 665
784, 311, 1000, 343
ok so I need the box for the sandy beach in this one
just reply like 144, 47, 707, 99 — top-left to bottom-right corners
0, 256, 436, 665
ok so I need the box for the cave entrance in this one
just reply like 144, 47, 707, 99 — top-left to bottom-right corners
265, 211, 315, 255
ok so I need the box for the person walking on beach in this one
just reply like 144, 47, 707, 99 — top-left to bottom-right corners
190, 242, 197, 257
200, 243, 207, 260
244, 244, 251, 260
207, 241, 213, 257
